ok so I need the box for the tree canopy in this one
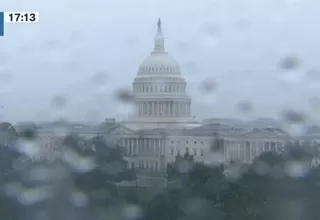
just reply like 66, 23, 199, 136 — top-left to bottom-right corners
145, 146, 320, 220
1, 131, 320, 220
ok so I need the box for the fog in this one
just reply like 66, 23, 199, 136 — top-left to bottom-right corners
0, 0, 320, 123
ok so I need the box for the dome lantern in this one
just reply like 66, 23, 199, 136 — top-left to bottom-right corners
137, 19, 181, 76
153, 18, 165, 53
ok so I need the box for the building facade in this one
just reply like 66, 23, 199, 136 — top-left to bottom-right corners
27, 19, 320, 187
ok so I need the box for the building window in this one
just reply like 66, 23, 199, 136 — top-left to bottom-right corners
186, 141, 188, 144
171, 140, 174, 144
185, 147, 189, 154
194, 141, 197, 144
201, 149, 204, 156
193, 148, 197, 156
171, 148, 174, 155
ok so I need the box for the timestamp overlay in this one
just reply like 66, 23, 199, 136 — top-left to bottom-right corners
0, 12, 39, 37
0, 12, 3, 36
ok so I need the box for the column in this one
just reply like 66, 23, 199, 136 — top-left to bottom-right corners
141, 103, 143, 116
132, 138, 135, 155
141, 103, 144, 116
173, 102, 176, 116
146, 102, 148, 116
144, 138, 147, 155
138, 103, 141, 116
144, 102, 147, 116
129, 138, 131, 156
135, 138, 138, 155
155, 101, 157, 116
130, 138, 133, 156
182, 103, 185, 116
138, 138, 141, 154
140, 138, 143, 154
155, 139, 158, 155
150, 138, 154, 155
152, 102, 154, 116
124, 138, 127, 155
185, 103, 188, 116
131, 138, 134, 156
176, 103, 179, 117
137, 104, 139, 116
146, 102, 149, 116
176, 103, 179, 116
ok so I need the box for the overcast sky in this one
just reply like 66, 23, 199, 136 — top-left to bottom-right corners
0, 0, 320, 123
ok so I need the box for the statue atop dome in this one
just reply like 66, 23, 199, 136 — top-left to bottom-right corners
157, 18, 162, 33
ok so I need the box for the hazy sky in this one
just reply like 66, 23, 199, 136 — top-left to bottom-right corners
1, 0, 320, 123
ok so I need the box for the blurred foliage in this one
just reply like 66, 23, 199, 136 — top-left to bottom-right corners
144, 145, 320, 220
1, 129, 320, 219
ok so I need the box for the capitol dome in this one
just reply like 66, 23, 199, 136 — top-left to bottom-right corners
138, 53, 181, 76
123, 18, 199, 130
137, 19, 181, 76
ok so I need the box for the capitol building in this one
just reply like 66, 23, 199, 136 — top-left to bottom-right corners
17, 19, 320, 187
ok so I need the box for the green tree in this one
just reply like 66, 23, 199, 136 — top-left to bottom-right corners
144, 189, 184, 220
166, 152, 194, 181
147, 152, 226, 220
0, 122, 20, 179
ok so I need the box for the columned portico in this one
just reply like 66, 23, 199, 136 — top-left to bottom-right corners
136, 101, 191, 117
223, 139, 286, 164
120, 136, 166, 170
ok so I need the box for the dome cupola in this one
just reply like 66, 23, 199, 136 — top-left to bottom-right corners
137, 18, 181, 76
